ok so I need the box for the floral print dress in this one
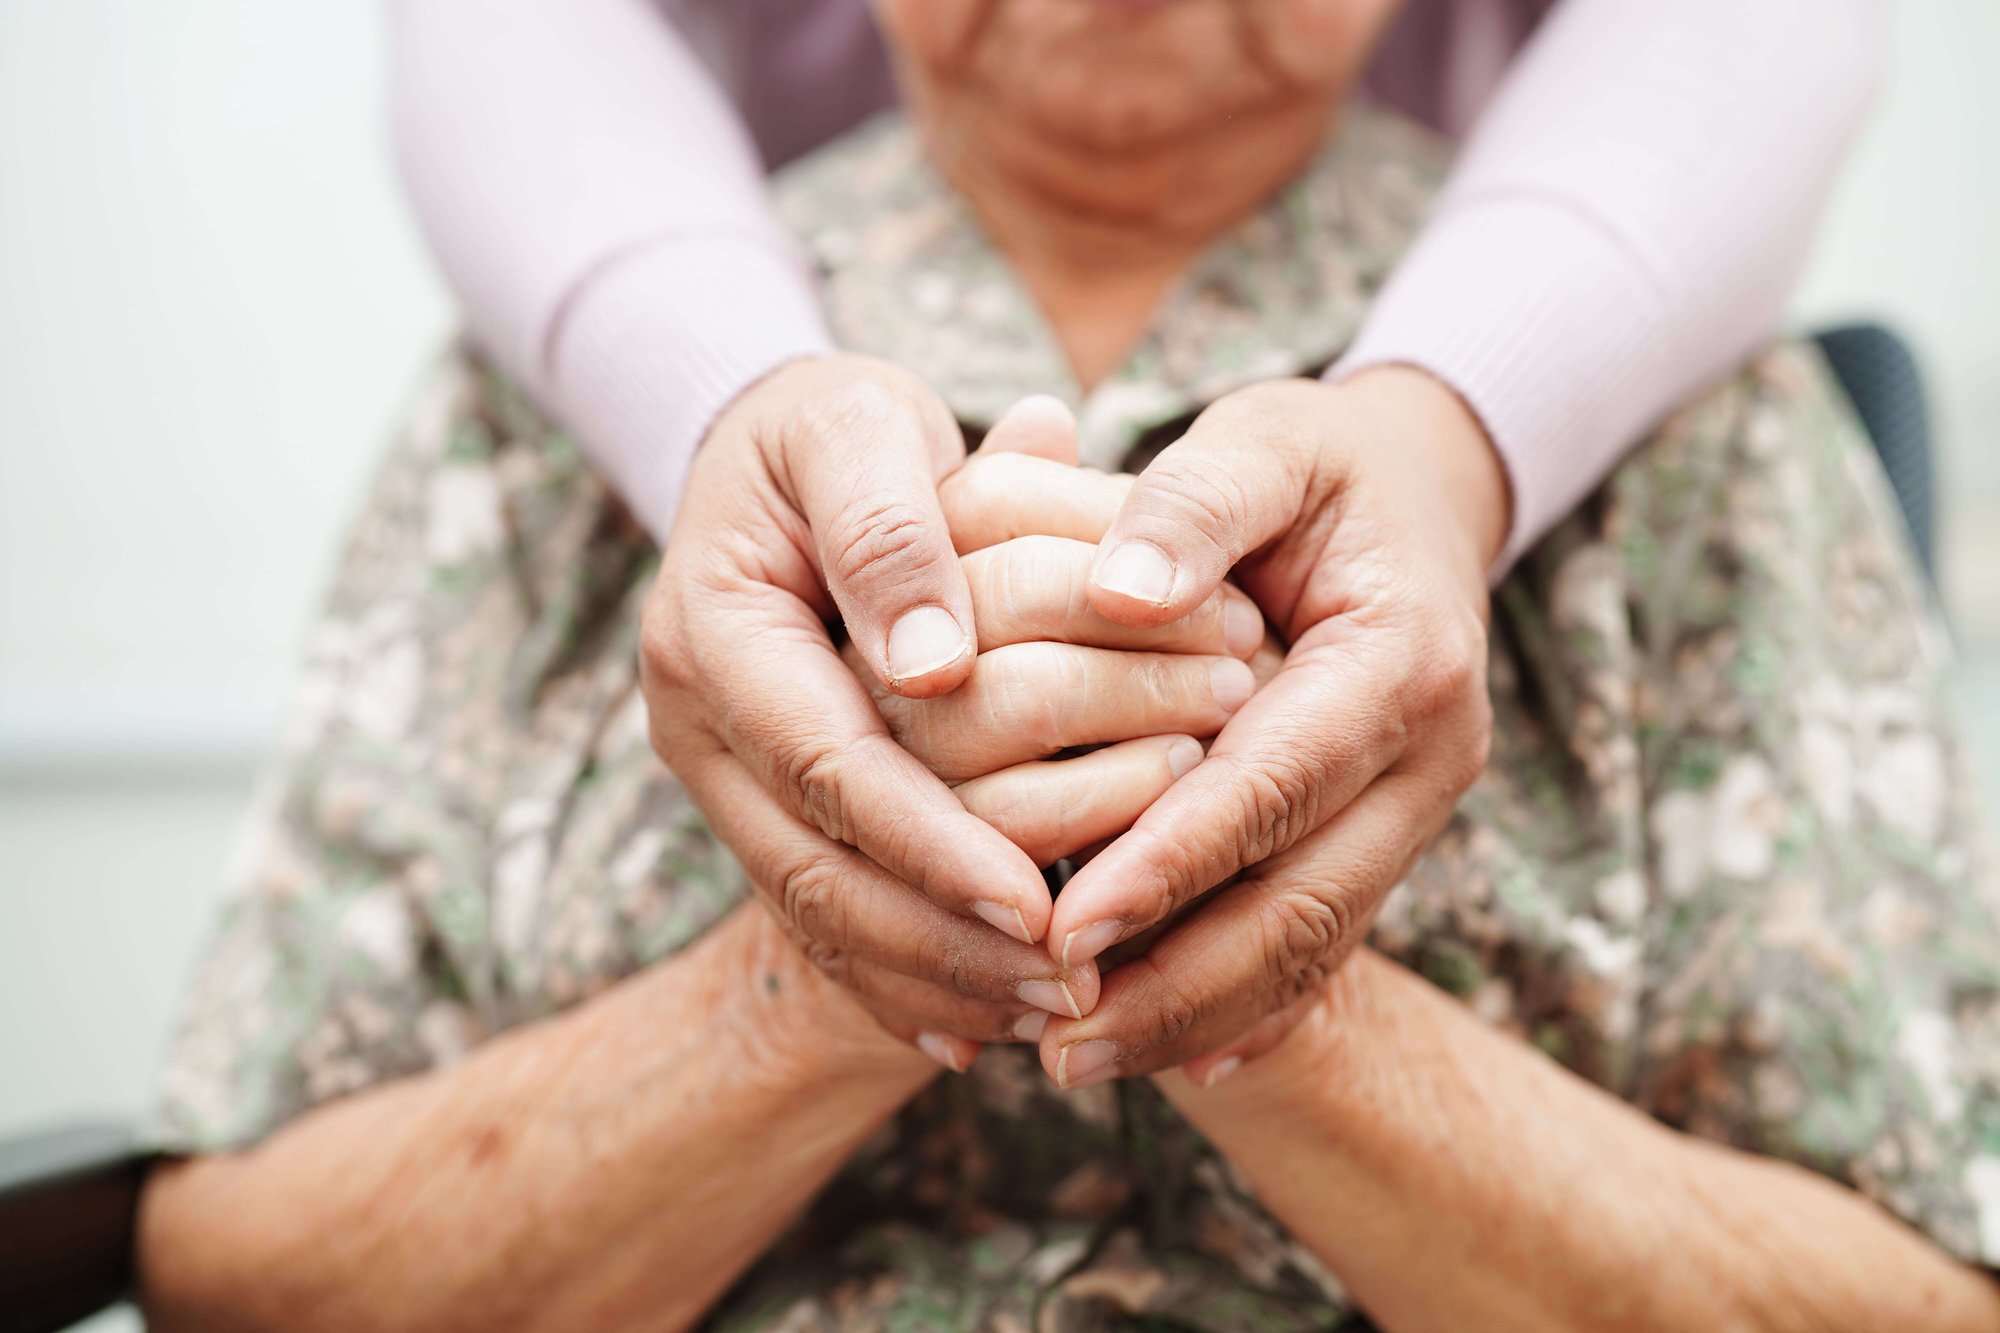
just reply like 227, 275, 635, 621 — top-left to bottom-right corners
154, 106, 2000, 1330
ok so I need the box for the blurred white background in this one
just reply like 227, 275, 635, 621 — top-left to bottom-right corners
2, 0, 1998, 1295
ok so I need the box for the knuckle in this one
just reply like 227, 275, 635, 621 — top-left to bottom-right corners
1451, 700, 1496, 792
782, 737, 854, 842
824, 499, 940, 593
637, 588, 694, 693
1145, 459, 1250, 553
975, 536, 1063, 635
1255, 889, 1350, 1003
802, 939, 852, 984
1407, 612, 1487, 721
919, 922, 985, 996
1130, 958, 1206, 1050
795, 376, 903, 447
778, 850, 851, 945
940, 453, 1022, 539
1020, 535, 1086, 615
1217, 750, 1323, 867
781, 732, 920, 848
986, 642, 1073, 753
1207, 380, 1324, 461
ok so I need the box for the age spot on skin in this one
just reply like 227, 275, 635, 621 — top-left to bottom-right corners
466, 1124, 510, 1167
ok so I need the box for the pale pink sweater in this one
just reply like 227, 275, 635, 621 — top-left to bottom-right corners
388, 0, 1882, 572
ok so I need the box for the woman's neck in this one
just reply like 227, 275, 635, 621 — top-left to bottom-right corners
911, 88, 1337, 389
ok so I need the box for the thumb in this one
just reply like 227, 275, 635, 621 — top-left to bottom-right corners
1088, 381, 1321, 627
781, 370, 978, 698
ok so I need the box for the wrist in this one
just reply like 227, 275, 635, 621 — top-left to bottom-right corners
1155, 950, 1392, 1128
700, 904, 937, 1097
1341, 365, 1512, 580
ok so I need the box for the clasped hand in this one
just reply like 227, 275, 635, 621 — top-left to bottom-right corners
642, 353, 1505, 1088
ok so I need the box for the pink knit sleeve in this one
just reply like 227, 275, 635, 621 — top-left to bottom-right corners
387, 0, 872, 541
1334, 0, 1884, 574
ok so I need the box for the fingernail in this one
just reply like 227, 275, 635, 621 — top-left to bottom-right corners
1166, 737, 1203, 779
1202, 1056, 1243, 1088
887, 606, 969, 683
1017, 979, 1083, 1020
1013, 1010, 1051, 1042
1062, 919, 1126, 968
916, 1031, 965, 1073
1057, 1040, 1119, 1089
975, 900, 1036, 944
1224, 598, 1263, 657
1095, 541, 1175, 606
1209, 658, 1254, 713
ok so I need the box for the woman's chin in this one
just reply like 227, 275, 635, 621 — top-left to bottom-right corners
1004, 63, 1278, 152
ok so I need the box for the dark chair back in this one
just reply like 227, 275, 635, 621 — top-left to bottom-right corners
1814, 322, 1937, 577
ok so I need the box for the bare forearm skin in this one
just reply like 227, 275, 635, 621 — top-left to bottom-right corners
139, 905, 935, 1333
1161, 951, 2000, 1333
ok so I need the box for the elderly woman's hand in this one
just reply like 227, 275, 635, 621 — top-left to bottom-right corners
1033, 366, 1509, 1087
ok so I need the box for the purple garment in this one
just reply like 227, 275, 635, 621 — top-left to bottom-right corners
388, 0, 1882, 570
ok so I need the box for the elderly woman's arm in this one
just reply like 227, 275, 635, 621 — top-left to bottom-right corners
1160, 952, 2000, 1332
139, 903, 936, 1333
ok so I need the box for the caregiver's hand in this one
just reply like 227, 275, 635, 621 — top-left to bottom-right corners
643, 354, 1060, 970
1038, 366, 1510, 1086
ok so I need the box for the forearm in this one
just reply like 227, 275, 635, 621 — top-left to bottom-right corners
387, 0, 835, 538
1161, 951, 2000, 1332
140, 904, 935, 1333
1338, 0, 1883, 571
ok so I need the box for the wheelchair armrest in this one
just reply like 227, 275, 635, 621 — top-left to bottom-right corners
0, 1122, 155, 1333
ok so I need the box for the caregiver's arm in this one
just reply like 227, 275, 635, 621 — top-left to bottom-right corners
388, 0, 877, 539
140, 903, 936, 1333
397, 3, 1077, 957
1161, 952, 2000, 1333
1341, 0, 1883, 569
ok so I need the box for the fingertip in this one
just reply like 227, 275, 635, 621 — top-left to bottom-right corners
974, 899, 1037, 946
1091, 540, 1177, 612
1017, 978, 1083, 1021
1065, 959, 1101, 1016
1036, 1026, 1065, 1084
1165, 735, 1204, 780
916, 1031, 981, 1074
1053, 1038, 1120, 1091
982, 394, 1079, 463
1223, 594, 1264, 659
1208, 658, 1254, 715
883, 605, 974, 696
1184, 1053, 1244, 1089
1059, 919, 1127, 970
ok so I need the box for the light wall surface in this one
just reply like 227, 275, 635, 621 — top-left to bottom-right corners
0, 0, 451, 766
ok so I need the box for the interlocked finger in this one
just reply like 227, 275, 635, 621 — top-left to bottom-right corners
940, 451, 1134, 554
863, 641, 1253, 783
961, 536, 1263, 658
953, 734, 1205, 867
